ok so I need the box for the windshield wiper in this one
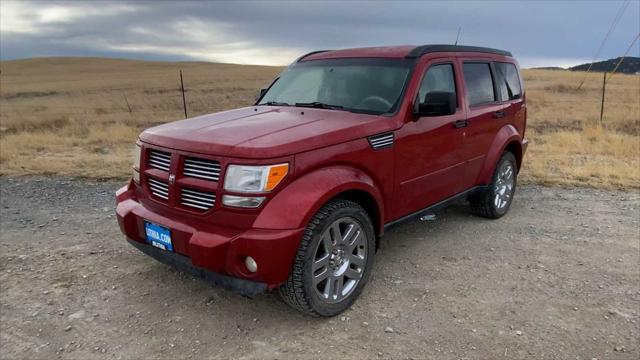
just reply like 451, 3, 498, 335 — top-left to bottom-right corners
294, 102, 344, 110
262, 101, 290, 106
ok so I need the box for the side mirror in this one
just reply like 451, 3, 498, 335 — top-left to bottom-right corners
256, 88, 267, 102
416, 91, 456, 117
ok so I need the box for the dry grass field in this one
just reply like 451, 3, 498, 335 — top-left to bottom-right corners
0, 57, 638, 189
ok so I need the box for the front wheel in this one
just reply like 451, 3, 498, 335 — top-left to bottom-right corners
279, 199, 375, 317
469, 151, 517, 219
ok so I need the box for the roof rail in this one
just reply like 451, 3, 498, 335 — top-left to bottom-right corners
406, 45, 512, 58
296, 50, 331, 62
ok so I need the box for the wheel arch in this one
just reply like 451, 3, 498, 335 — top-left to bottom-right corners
329, 188, 382, 248
504, 140, 523, 171
476, 124, 523, 184
253, 166, 385, 237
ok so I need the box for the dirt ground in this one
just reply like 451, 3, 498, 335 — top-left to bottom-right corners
0, 177, 638, 359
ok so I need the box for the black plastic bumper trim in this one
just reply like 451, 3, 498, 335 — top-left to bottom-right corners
126, 239, 268, 297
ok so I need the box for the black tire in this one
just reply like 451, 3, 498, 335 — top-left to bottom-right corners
279, 199, 376, 317
469, 151, 518, 219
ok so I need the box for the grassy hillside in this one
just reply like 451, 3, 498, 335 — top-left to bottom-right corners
1, 57, 638, 189
570, 57, 640, 74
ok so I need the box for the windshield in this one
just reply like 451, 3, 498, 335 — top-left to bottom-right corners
259, 58, 413, 115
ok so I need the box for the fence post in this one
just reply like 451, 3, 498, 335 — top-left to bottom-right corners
599, 71, 606, 126
180, 70, 188, 119
123, 94, 132, 113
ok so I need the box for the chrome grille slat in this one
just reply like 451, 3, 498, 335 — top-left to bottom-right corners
148, 186, 168, 196
181, 192, 215, 201
153, 192, 169, 200
179, 201, 209, 211
147, 178, 169, 201
148, 150, 171, 171
148, 178, 167, 185
184, 158, 218, 167
151, 159, 171, 166
180, 197, 213, 207
183, 157, 220, 181
183, 168, 219, 177
180, 188, 216, 211
183, 166, 221, 175
185, 160, 220, 170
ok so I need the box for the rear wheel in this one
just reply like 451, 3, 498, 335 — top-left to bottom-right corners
469, 151, 517, 219
279, 199, 375, 317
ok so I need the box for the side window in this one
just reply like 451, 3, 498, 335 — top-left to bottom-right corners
462, 63, 495, 106
494, 62, 522, 101
418, 64, 456, 104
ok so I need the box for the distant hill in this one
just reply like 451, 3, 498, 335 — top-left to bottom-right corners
569, 57, 640, 74
530, 66, 565, 71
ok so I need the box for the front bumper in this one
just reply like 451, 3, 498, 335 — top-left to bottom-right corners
126, 239, 266, 297
116, 182, 305, 291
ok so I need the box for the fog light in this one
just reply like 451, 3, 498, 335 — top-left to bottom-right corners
222, 195, 265, 208
245, 256, 258, 273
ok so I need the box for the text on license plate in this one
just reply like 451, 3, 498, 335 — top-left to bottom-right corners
144, 221, 173, 252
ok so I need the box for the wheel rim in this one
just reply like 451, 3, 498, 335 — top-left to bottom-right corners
312, 217, 367, 303
494, 161, 515, 210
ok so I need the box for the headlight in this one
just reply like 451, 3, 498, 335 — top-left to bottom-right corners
224, 163, 289, 193
132, 143, 141, 183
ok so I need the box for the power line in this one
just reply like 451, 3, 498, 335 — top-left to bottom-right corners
606, 32, 640, 83
577, 0, 631, 89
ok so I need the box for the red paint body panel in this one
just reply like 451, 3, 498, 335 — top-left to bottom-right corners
254, 165, 386, 232
116, 46, 527, 290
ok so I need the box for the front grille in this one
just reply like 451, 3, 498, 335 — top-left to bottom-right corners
183, 157, 221, 181
148, 150, 171, 171
180, 188, 216, 211
147, 177, 169, 200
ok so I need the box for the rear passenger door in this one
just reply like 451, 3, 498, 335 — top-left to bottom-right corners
458, 61, 508, 190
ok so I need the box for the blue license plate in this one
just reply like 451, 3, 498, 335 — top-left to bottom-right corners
144, 221, 173, 252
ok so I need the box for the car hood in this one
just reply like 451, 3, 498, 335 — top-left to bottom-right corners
140, 106, 398, 159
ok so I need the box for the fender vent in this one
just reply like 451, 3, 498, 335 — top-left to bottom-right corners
368, 132, 394, 150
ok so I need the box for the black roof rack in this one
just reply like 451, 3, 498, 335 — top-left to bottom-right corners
296, 50, 331, 62
406, 45, 512, 58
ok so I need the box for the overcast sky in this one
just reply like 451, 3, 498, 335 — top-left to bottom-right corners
1, 0, 638, 68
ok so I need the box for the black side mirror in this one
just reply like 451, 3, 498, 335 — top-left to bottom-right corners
256, 88, 267, 102
416, 91, 456, 117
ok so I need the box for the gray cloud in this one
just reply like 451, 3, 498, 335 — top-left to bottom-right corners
1, 0, 638, 67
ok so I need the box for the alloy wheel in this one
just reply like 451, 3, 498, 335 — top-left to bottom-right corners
494, 161, 515, 210
312, 217, 367, 303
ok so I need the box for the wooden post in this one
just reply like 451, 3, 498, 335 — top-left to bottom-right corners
180, 70, 188, 119
123, 94, 132, 113
599, 71, 606, 126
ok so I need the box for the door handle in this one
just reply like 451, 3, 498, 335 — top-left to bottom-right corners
493, 110, 506, 119
453, 119, 468, 128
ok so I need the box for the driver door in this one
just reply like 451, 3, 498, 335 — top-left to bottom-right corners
393, 61, 468, 217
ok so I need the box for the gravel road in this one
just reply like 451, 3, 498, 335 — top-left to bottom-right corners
1, 177, 638, 359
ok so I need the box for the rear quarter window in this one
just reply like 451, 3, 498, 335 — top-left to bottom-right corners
462, 63, 495, 106
494, 62, 522, 101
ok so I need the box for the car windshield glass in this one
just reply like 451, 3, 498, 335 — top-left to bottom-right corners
259, 58, 412, 115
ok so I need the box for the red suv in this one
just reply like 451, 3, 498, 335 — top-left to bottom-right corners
116, 45, 528, 316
